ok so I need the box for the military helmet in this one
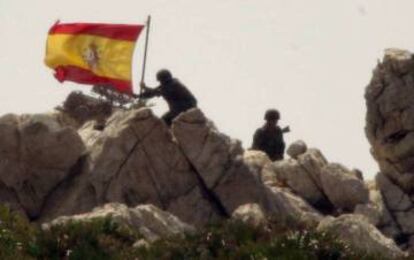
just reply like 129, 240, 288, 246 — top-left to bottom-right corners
264, 109, 280, 121
156, 69, 173, 83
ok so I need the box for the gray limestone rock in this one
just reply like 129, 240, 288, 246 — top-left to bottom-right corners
270, 159, 325, 206
232, 203, 266, 227
287, 140, 307, 159
317, 214, 405, 259
320, 163, 369, 211
376, 172, 412, 212
172, 109, 268, 215
0, 113, 85, 218
40, 108, 218, 226
44, 203, 195, 242
366, 49, 414, 192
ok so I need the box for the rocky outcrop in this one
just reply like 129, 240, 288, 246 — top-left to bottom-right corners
40, 108, 217, 226
366, 48, 414, 192
44, 203, 195, 242
317, 214, 405, 259
366, 49, 414, 251
172, 109, 268, 215
0, 113, 85, 218
0, 107, 322, 229
242, 150, 323, 225
266, 147, 369, 213
173, 109, 323, 226
3, 71, 414, 256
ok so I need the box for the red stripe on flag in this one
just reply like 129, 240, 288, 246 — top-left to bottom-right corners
54, 66, 134, 95
49, 22, 144, 41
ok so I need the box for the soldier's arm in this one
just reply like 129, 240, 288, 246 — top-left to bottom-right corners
282, 126, 290, 133
137, 83, 162, 99
140, 88, 161, 98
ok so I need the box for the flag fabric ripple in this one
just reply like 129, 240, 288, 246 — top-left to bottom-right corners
45, 22, 144, 95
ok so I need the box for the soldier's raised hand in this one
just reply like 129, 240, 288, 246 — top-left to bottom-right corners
282, 126, 290, 133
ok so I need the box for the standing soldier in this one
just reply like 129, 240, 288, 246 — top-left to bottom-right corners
138, 69, 198, 126
252, 109, 290, 161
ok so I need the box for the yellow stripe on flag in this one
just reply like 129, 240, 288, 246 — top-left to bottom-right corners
45, 34, 136, 81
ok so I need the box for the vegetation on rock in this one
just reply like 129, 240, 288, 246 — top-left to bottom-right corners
0, 204, 394, 260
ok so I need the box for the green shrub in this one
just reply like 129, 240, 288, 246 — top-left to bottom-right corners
0, 204, 406, 260
30, 217, 141, 260
135, 219, 381, 260
0, 205, 36, 259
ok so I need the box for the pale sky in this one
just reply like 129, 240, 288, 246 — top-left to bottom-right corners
1, 0, 414, 179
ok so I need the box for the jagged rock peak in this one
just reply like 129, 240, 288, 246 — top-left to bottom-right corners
366, 48, 414, 253
365, 48, 414, 192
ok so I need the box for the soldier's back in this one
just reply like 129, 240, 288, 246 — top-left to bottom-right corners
161, 79, 197, 112
253, 125, 285, 161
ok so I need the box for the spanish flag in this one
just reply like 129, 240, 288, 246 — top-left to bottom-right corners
45, 22, 144, 95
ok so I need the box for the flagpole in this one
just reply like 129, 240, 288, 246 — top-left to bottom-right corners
140, 15, 151, 96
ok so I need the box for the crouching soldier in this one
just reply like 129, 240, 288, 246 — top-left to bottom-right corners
252, 109, 290, 161
138, 69, 198, 126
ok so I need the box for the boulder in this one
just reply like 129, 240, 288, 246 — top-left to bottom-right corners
243, 151, 283, 188
172, 109, 268, 215
270, 159, 325, 206
247, 148, 339, 212
320, 163, 369, 211
44, 203, 195, 242
286, 140, 307, 159
296, 148, 328, 190
243, 150, 272, 182
266, 186, 322, 227
0, 113, 85, 218
232, 203, 266, 227
172, 108, 243, 189
317, 214, 405, 259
